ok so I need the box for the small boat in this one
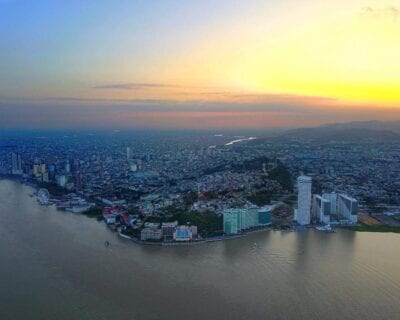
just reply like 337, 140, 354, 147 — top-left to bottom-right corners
316, 225, 335, 233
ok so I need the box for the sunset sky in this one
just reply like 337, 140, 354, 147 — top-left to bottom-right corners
1, 0, 400, 129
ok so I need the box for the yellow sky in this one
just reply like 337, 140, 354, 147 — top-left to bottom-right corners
165, 0, 400, 106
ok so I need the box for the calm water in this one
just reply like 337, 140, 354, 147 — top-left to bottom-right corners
1, 179, 400, 320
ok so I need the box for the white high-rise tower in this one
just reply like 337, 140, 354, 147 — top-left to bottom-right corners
295, 176, 312, 225
126, 147, 133, 160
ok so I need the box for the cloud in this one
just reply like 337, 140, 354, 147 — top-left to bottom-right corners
92, 83, 179, 90
1, 93, 400, 130
0, 93, 337, 113
361, 6, 400, 21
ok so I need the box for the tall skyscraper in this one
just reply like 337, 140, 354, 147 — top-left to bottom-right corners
337, 194, 358, 223
295, 176, 312, 225
312, 194, 331, 224
11, 152, 22, 175
65, 161, 71, 173
127, 147, 133, 160
322, 192, 337, 214
75, 171, 83, 192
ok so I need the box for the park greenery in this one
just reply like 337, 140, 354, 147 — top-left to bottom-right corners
346, 224, 400, 233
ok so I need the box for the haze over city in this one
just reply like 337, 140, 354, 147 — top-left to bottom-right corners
1, 0, 400, 129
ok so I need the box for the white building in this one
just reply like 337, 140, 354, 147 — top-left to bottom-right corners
141, 228, 162, 241
322, 192, 337, 214
11, 152, 23, 175
312, 195, 331, 224
127, 147, 133, 160
295, 176, 312, 225
56, 175, 67, 187
337, 194, 358, 223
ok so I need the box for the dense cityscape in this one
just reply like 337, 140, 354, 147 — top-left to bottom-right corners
2, 124, 400, 244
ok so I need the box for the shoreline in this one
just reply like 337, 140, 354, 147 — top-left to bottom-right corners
3, 178, 400, 247
117, 229, 252, 246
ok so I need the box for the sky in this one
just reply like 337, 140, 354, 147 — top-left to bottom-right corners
1, 0, 400, 129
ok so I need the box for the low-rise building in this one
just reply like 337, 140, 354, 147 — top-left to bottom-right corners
141, 228, 162, 241
173, 226, 193, 241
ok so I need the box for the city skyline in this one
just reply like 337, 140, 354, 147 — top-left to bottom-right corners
1, 0, 400, 129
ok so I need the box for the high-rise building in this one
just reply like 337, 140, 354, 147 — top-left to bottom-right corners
295, 176, 312, 225
241, 206, 259, 230
127, 147, 133, 160
11, 152, 22, 175
75, 171, 83, 192
223, 209, 239, 234
56, 175, 67, 187
33, 164, 40, 176
40, 163, 47, 174
223, 206, 272, 234
312, 195, 331, 224
337, 194, 358, 223
42, 172, 49, 183
322, 192, 337, 214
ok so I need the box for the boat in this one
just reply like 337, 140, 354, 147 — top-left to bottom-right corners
316, 224, 335, 233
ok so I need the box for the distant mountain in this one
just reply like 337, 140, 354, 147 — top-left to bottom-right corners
322, 120, 400, 133
280, 121, 400, 143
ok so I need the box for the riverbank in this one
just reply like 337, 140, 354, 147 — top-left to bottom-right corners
117, 227, 267, 246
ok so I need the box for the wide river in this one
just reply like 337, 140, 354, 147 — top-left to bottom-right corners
1, 179, 400, 320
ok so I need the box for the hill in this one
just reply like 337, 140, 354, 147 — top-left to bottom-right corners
280, 122, 400, 143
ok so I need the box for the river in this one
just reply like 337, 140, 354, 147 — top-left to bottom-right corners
1, 179, 400, 320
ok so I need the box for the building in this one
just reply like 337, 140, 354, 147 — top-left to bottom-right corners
189, 225, 198, 239
129, 163, 138, 172
295, 176, 312, 225
141, 228, 162, 241
42, 172, 49, 182
56, 175, 67, 187
65, 161, 71, 173
322, 192, 337, 214
312, 195, 331, 224
127, 147, 133, 160
161, 221, 178, 240
33, 164, 40, 176
11, 152, 22, 175
258, 205, 272, 225
75, 171, 83, 192
242, 206, 260, 230
337, 194, 358, 223
173, 226, 193, 241
223, 206, 272, 235
223, 209, 239, 234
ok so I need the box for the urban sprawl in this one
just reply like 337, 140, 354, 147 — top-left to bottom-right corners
2, 129, 400, 244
